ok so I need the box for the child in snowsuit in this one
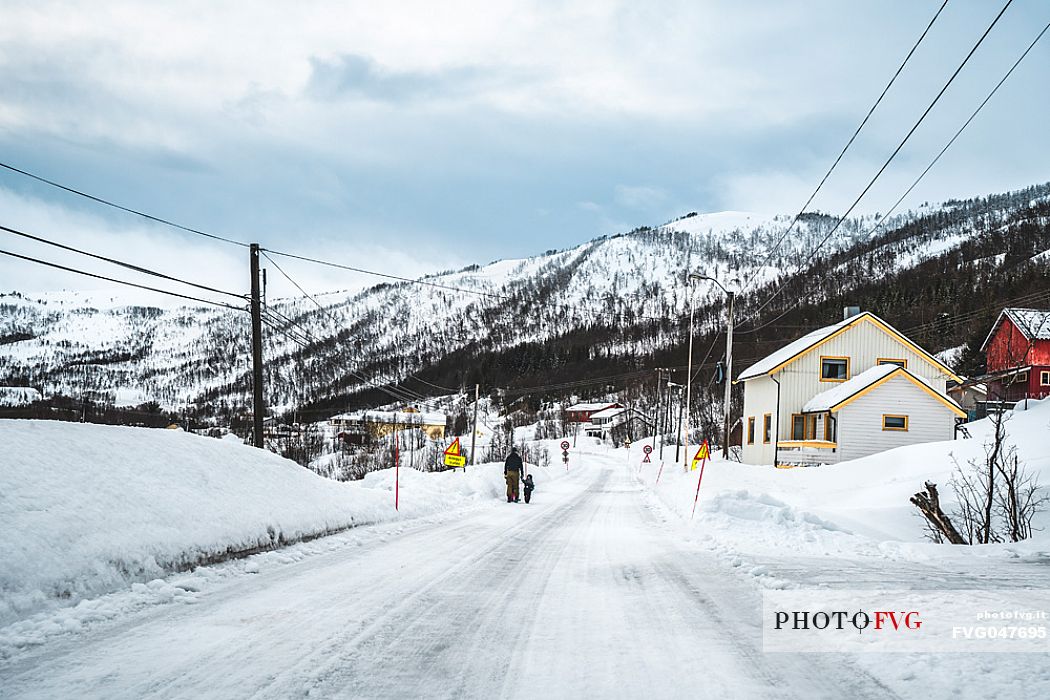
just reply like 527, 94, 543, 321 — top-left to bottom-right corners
523, 473, 535, 504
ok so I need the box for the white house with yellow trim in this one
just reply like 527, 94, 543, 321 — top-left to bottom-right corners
738, 310, 965, 466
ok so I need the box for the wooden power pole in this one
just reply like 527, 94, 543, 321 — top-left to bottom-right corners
249, 243, 266, 448
469, 383, 479, 465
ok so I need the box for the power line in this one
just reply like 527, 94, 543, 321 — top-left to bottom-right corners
740, 0, 1015, 329
853, 17, 1050, 242
260, 247, 674, 325
739, 0, 950, 294
260, 253, 452, 408
263, 307, 426, 405
0, 161, 250, 248
406, 375, 460, 393
0, 223, 246, 300
0, 247, 246, 311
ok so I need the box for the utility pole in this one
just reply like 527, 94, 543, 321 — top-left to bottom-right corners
655, 369, 664, 457
682, 276, 698, 471
469, 383, 479, 465
249, 243, 266, 449
722, 292, 735, 460
674, 383, 684, 463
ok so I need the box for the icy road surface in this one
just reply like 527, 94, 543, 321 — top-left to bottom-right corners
2, 455, 910, 699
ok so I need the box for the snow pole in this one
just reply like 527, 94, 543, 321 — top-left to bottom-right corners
656, 460, 665, 485
690, 454, 709, 519
395, 433, 400, 512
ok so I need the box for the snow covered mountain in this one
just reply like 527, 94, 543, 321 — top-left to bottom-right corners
2, 182, 1049, 421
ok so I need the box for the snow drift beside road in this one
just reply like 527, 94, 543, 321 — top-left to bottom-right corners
636, 398, 1050, 559
0, 420, 558, 626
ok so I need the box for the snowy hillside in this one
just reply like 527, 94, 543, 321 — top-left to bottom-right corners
2, 182, 1049, 417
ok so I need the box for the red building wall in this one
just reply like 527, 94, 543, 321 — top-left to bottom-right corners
985, 317, 1050, 401
985, 318, 1050, 372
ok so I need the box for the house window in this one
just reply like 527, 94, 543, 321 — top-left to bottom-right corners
877, 358, 907, 368
1042, 370, 1050, 386
747, 417, 755, 445
791, 414, 820, 440
820, 356, 850, 382
763, 414, 772, 443
882, 415, 908, 431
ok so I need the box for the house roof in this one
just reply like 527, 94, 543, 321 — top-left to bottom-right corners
802, 364, 965, 417
566, 402, 620, 412
590, 407, 627, 420
738, 311, 960, 382
979, 307, 1050, 351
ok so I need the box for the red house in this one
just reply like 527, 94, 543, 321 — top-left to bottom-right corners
980, 307, 1050, 402
565, 402, 623, 424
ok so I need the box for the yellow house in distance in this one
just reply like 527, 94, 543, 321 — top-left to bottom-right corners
329, 407, 447, 443
738, 309, 965, 466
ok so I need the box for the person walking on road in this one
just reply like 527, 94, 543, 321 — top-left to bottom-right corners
504, 446, 523, 503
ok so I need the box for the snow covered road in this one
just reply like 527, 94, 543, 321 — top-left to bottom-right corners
0, 452, 906, 699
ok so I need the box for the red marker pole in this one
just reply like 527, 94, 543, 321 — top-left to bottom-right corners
690, 455, 709, 519
394, 434, 400, 511
656, 460, 665, 485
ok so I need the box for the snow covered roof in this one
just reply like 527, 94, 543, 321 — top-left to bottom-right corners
738, 311, 958, 382
803, 365, 899, 412
738, 314, 862, 380
566, 402, 620, 412
802, 364, 964, 416
980, 308, 1050, 351
590, 407, 627, 420
330, 410, 447, 425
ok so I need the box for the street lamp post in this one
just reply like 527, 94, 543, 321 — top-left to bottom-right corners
689, 274, 736, 460
680, 275, 699, 471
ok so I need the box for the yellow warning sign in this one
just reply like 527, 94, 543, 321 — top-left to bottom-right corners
444, 438, 466, 468
690, 440, 710, 471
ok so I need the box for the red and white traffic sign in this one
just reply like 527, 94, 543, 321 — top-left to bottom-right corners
641, 444, 653, 463
560, 440, 570, 451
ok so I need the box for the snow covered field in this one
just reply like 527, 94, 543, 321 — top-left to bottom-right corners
0, 420, 561, 629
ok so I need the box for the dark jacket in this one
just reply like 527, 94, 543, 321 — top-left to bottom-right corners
504, 451, 523, 474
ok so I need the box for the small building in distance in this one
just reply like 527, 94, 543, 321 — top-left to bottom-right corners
330, 407, 447, 445
565, 402, 623, 424
947, 380, 988, 422
584, 406, 628, 440
979, 307, 1050, 403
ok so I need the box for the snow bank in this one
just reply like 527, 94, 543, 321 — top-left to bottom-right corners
0, 420, 561, 626
636, 398, 1050, 559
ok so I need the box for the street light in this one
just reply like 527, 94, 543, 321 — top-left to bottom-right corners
687, 274, 736, 461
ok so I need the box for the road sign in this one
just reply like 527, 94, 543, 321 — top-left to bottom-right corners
560, 440, 570, 450
642, 444, 653, 463
691, 439, 712, 518
561, 450, 569, 459
691, 440, 710, 471
444, 438, 466, 468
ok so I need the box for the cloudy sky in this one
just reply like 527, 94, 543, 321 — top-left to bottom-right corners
0, 0, 1047, 299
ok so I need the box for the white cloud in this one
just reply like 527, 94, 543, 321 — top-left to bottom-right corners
0, 188, 449, 301
615, 185, 668, 210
